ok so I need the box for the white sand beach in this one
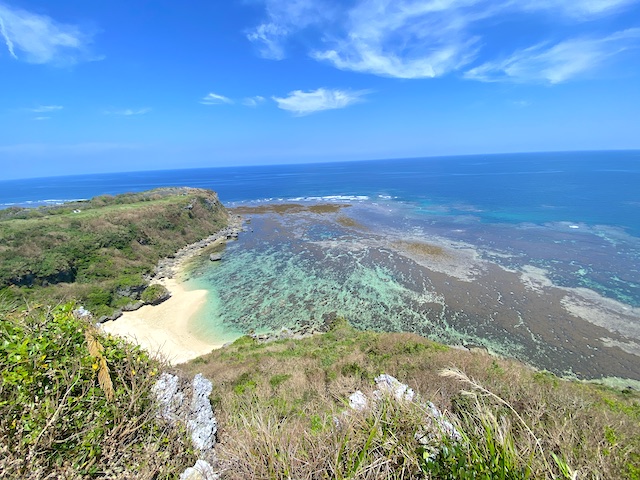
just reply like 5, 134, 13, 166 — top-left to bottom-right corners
101, 278, 225, 364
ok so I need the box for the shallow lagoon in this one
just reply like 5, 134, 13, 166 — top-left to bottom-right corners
185, 200, 640, 383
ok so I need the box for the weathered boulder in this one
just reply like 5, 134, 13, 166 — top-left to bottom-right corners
374, 373, 415, 402
189, 374, 216, 451
121, 301, 144, 312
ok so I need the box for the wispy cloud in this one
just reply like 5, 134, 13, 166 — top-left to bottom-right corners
0, 13, 15, 58
465, 29, 640, 84
247, 0, 330, 60
249, 0, 640, 82
0, 2, 96, 65
33, 116, 50, 121
272, 88, 369, 116
242, 95, 266, 107
312, 0, 485, 79
201, 92, 234, 105
520, 0, 638, 18
29, 105, 63, 113
247, 22, 289, 60
104, 107, 152, 116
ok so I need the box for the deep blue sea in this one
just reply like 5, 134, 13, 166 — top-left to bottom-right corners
2, 150, 640, 237
2, 150, 640, 380
0, 151, 640, 236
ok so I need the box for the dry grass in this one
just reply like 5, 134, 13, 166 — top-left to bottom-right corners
182, 321, 640, 479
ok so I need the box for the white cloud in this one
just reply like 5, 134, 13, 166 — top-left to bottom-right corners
0, 2, 95, 65
465, 28, 640, 84
249, 0, 640, 82
247, 22, 288, 60
30, 105, 63, 113
242, 96, 266, 107
312, 0, 484, 79
246, 0, 330, 59
33, 116, 50, 121
105, 107, 152, 116
519, 0, 638, 17
272, 88, 369, 116
201, 92, 234, 105
0, 13, 15, 58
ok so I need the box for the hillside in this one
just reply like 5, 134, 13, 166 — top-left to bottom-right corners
181, 319, 640, 479
0, 188, 229, 317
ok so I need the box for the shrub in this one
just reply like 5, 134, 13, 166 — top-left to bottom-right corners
0, 302, 197, 478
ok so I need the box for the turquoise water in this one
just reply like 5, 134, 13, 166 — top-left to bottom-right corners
183, 205, 640, 380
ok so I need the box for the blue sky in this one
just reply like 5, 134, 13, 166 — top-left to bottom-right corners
1, 0, 639, 180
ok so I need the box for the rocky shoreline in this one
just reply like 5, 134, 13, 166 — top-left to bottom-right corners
97, 215, 244, 324
153, 215, 244, 281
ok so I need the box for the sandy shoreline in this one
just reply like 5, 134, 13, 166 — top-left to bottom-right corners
101, 218, 244, 364
101, 278, 227, 364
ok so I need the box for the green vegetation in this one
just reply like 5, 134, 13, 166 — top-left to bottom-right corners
0, 301, 197, 478
140, 283, 170, 305
0, 188, 228, 316
181, 318, 640, 479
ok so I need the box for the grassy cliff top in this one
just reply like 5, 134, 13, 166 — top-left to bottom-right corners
182, 319, 640, 479
0, 188, 229, 316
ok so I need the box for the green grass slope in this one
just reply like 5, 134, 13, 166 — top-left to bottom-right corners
0, 188, 229, 316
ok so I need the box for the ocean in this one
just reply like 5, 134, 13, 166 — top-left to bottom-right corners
2, 150, 639, 381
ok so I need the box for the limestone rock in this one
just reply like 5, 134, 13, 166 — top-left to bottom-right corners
97, 309, 122, 324
347, 373, 462, 457
374, 373, 415, 402
152, 372, 183, 421
349, 390, 368, 411
179, 460, 218, 480
189, 374, 217, 451
152, 373, 217, 451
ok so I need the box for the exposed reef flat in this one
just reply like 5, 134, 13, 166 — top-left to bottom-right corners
185, 202, 640, 383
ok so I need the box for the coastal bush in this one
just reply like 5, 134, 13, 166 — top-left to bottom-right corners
0, 301, 197, 479
141, 283, 170, 305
